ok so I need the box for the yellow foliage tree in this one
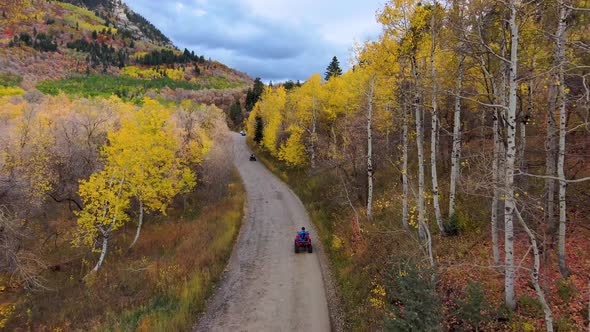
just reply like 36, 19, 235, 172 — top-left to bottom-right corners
259, 86, 286, 156
165, 68, 185, 81
103, 98, 197, 249
75, 168, 130, 274
75, 98, 201, 275
290, 74, 322, 167
278, 125, 307, 167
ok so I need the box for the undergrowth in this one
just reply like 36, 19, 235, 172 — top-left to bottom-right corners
251, 143, 590, 331
3, 171, 245, 330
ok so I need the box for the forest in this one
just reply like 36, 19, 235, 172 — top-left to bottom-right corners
247, 0, 590, 329
0, 86, 244, 328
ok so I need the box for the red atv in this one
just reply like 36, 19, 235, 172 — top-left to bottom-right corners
294, 232, 313, 253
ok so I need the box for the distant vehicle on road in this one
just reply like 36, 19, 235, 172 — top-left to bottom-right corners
249, 154, 256, 161
240, 130, 246, 136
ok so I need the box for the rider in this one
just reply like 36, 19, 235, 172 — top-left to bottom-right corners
297, 227, 309, 242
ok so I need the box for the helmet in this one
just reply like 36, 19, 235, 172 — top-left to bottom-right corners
301, 227, 306, 231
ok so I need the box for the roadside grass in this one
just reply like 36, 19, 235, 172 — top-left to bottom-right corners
3, 171, 245, 330
36, 74, 243, 99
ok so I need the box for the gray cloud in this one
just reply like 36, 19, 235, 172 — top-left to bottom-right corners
125, 0, 382, 82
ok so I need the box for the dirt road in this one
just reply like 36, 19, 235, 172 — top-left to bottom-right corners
195, 134, 331, 332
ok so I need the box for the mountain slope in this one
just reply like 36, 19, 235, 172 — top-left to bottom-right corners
0, 0, 251, 88
57, 0, 174, 48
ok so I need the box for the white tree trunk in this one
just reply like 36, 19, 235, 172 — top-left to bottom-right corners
518, 118, 527, 168
556, 0, 570, 277
310, 99, 318, 169
491, 108, 502, 266
410, 55, 435, 268
479, 55, 502, 267
504, 0, 519, 310
424, 219, 435, 270
514, 207, 554, 332
402, 96, 410, 231
366, 77, 376, 221
430, 17, 444, 234
87, 176, 125, 277
412, 57, 427, 240
92, 231, 109, 273
129, 199, 144, 249
545, 82, 557, 234
449, 55, 465, 219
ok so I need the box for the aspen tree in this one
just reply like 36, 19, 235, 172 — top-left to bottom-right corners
447, 0, 465, 224
555, 0, 571, 276
76, 169, 130, 275
503, 0, 521, 309
366, 75, 376, 220
429, 1, 445, 233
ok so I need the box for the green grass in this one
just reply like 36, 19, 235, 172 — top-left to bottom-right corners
56, 2, 106, 25
36, 74, 242, 99
0, 73, 23, 87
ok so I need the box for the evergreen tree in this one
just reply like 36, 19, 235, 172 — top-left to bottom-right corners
230, 98, 243, 127
245, 78, 264, 112
283, 80, 295, 90
254, 116, 264, 144
324, 56, 342, 81
385, 262, 442, 330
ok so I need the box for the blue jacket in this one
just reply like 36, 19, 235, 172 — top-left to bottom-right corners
297, 230, 309, 241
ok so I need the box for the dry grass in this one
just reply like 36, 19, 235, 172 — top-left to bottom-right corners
2, 171, 245, 330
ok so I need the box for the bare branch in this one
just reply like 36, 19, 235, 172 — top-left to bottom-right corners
445, 90, 509, 110
515, 171, 590, 183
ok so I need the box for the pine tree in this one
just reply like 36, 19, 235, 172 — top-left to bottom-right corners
245, 78, 264, 112
324, 56, 342, 81
254, 116, 264, 144
230, 98, 243, 127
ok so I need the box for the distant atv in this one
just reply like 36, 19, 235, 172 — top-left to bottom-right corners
249, 154, 256, 161
294, 232, 313, 253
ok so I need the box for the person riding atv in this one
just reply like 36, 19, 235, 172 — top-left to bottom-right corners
297, 227, 309, 241
249, 153, 256, 161
294, 227, 312, 253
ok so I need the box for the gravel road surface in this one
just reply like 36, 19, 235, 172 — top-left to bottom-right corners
195, 134, 331, 332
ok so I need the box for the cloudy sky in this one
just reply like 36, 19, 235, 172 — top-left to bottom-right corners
125, 0, 385, 82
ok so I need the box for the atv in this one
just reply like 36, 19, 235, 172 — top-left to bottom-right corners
249, 154, 256, 161
294, 233, 313, 253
